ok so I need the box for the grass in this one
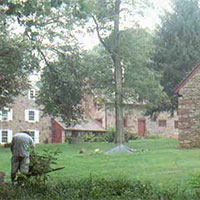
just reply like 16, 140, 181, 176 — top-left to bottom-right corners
1, 138, 200, 188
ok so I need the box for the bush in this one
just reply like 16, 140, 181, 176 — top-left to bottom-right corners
104, 129, 138, 143
80, 133, 97, 142
0, 177, 197, 200
13, 149, 64, 185
104, 128, 116, 143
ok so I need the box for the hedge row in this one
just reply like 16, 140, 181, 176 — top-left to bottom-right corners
0, 178, 198, 200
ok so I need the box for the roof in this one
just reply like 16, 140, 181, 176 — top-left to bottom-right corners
174, 63, 200, 94
54, 117, 106, 132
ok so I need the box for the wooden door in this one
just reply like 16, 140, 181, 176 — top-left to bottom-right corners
138, 118, 146, 137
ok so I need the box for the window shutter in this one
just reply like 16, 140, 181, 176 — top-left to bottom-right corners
34, 130, 40, 144
35, 110, 40, 122
25, 109, 29, 121
7, 130, 13, 143
0, 130, 2, 144
8, 109, 13, 121
0, 111, 2, 121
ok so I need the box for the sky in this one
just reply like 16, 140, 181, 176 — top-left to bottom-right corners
30, 0, 172, 82
78, 0, 172, 50
140, 0, 171, 28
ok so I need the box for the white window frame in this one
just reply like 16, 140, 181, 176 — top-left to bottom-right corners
0, 129, 12, 144
25, 130, 40, 144
0, 108, 13, 121
28, 89, 36, 100
25, 109, 39, 123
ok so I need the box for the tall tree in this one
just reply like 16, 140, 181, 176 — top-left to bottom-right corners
81, 0, 150, 144
85, 28, 169, 118
153, 0, 200, 99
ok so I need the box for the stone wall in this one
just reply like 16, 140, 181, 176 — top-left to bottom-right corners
178, 69, 200, 148
105, 106, 178, 136
83, 95, 178, 137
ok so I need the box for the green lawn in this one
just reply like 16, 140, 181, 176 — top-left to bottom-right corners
1, 138, 200, 188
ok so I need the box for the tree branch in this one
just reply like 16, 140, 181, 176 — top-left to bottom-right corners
92, 15, 113, 56
24, 30, 51, 68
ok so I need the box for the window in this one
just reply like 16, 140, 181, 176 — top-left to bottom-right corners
29, 111, 35, 121
2, 131, 8, 143
0, 130, 12, 144
174, 120, 178, 129
2, 110, 8, 121
28, 89, 36, 99
24, 130, 39, 143
158, 120, 167, 127
25, 109, 39, 122
0, 108, 13, 121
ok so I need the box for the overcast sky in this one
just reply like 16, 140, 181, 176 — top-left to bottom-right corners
79, 0, 172, 50
30, 0, 172, 82
140, 0, 171, 28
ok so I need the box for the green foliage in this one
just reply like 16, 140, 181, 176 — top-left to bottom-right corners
0, 177, 197, 200
16, 149, 64, 185
84, 28, 168, 117
153, 0, 200, 97
2, 0, 86, 124
80, 133, 106, 142
189, 172, 200, 189
0, 34, 38, 108
104, 127, 116, 142
1, 138, 200, 189
38, 53, 85, 125
67, 131, 138, 143
188, 172, 200, 199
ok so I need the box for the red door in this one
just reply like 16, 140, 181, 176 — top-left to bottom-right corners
138, 118, 146, 137
51, 119, 64, 143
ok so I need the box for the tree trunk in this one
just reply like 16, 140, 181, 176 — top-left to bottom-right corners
93, 0, 125, 144
113, 0, 124, 144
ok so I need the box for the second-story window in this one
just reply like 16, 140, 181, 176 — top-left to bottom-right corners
2, 110, 8, 121
29, 111, 35, 121
0, 108, 13, 121
25, 109, 39, 123
28, 89, 36, 100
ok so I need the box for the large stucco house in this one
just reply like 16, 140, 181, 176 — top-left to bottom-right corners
174, 64, 200, 148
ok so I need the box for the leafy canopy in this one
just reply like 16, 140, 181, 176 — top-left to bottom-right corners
85, 28, 169, 116
153, 0, 200, 97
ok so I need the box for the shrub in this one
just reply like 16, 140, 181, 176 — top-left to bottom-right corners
80, 133, 96, 142
104, 128, 116, 143
14, 149, 64, 185
0, 177, 197, 200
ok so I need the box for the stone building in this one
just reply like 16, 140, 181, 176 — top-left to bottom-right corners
0, 84, 179, 145
174, 64, 200, 148
83, 94, 178, 138
0, 86, 52, 144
